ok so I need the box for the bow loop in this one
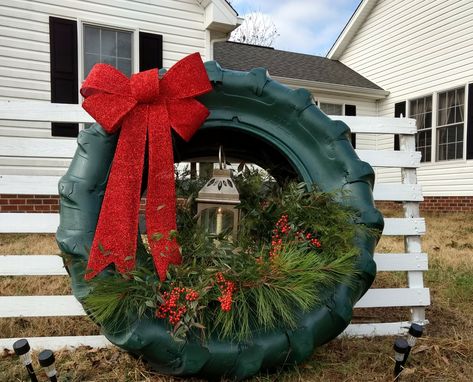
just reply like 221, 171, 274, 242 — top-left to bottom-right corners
82, 93, 136, 133
81, 63, 131, 98
161, 53, 213, 99
167, 98, 210, 141
130, 69, 160, 104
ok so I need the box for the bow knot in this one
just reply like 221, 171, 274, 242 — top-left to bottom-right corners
130, 70, 160, 104
80, 53, 212, 281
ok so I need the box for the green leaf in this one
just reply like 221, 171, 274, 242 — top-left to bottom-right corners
151, 232, 163, 241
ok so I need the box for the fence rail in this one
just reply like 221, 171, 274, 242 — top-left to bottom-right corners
0, 101, 429, 350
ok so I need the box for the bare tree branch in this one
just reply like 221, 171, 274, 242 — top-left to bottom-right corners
229, 12, 279, 47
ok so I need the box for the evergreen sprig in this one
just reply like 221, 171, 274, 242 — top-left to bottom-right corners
83, 171, 369, 341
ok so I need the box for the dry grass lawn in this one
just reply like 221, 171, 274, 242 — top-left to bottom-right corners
1, 211, 473, 381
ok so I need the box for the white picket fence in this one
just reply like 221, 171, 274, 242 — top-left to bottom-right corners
0, 101, 429, 350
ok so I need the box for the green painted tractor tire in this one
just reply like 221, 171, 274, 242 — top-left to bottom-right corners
57, 62, 383, 380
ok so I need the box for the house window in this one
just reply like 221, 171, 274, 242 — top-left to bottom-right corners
84, 25, 133, 78
409, 96, 432, 162
319, 102, 343, 116
436, 87, 465, 161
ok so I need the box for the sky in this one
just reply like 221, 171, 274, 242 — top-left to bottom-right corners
230, 0, 362, 56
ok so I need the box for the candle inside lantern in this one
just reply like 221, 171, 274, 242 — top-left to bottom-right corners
216, 207, 223, 235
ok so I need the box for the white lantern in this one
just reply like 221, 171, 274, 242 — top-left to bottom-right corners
196, 147, 240, 239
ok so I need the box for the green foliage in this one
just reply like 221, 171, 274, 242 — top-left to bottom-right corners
83, 170, 365, 341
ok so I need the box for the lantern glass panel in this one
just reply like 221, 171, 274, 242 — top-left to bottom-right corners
201, 207, 235, 235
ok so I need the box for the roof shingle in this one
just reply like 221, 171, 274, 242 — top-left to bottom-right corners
213, 41, 383, 90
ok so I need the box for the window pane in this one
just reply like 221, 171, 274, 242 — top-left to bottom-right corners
117, 58, 132, 77
84, 26, 100, 54
101, 29, 116, 56
457, 142, 463, 158
438, 109, 446, 126
425, 96, 432, 112
425, 111, 432, 128
436, 87, 465, 161
117, 32, 132, 58
437, 127, 447, 145
447, 142, 456, 160
426, 129, 432, 146
410, 95, 433, 162
447, 107, 455, 124
319, 102, 343, 116
101, 55, 115, 66
457, 125, 464, 142
456, 105, 464, 122
84, 25, 133, 79
438, 92, 446, 110
456, 88, 465, 105
417, 114, 424, 130
410, 100, 417, 116
447, 126, 456, 143
418, 131, 426, 147
447, 90, 456, 108
84, 53, 100, 77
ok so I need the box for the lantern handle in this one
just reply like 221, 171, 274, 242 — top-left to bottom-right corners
218, 145, 226, 170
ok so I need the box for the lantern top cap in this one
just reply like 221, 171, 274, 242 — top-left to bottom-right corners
196, 146, 240, 204
196, 168, 240, 205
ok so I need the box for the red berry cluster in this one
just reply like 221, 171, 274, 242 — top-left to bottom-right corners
216, 272, 236, 312
156, 287, 199, 325
296, 230, 322, 248
270, 214, 290, 258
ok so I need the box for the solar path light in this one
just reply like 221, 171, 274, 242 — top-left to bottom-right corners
393, 337, 409, 380
38, 349, 58, 382
402, 323, 424, 366
13, 339, 38, 382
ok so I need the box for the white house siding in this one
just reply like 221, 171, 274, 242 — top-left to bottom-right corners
0, 0, 207, 176
337, 0, 473, 196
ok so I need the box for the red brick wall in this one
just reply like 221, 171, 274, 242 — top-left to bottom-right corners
376, 196, 473, 212
2, 195, 473, 213
420, 196, 473, 212
0, 194, 60, 213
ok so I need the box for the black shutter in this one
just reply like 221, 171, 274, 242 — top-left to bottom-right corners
394, 101, 406, 151
139, 32, 163, 71
345, 104, 357, 148
49, 17, 78, 137
467, 84, 473, 159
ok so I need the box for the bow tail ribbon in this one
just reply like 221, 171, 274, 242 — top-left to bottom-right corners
146, 102, 181, 280
85, 103, 182, 281
85, 107, 148, 280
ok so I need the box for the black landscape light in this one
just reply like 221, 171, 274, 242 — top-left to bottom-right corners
13, 339, 38, 382
38, 349, 58, 382
393, 337, 408, 380
402, 323, 424, 366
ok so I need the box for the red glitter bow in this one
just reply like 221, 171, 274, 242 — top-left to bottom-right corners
81, 53, 212, 281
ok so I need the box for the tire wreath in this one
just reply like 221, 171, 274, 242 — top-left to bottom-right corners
57, 62, 383, 380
